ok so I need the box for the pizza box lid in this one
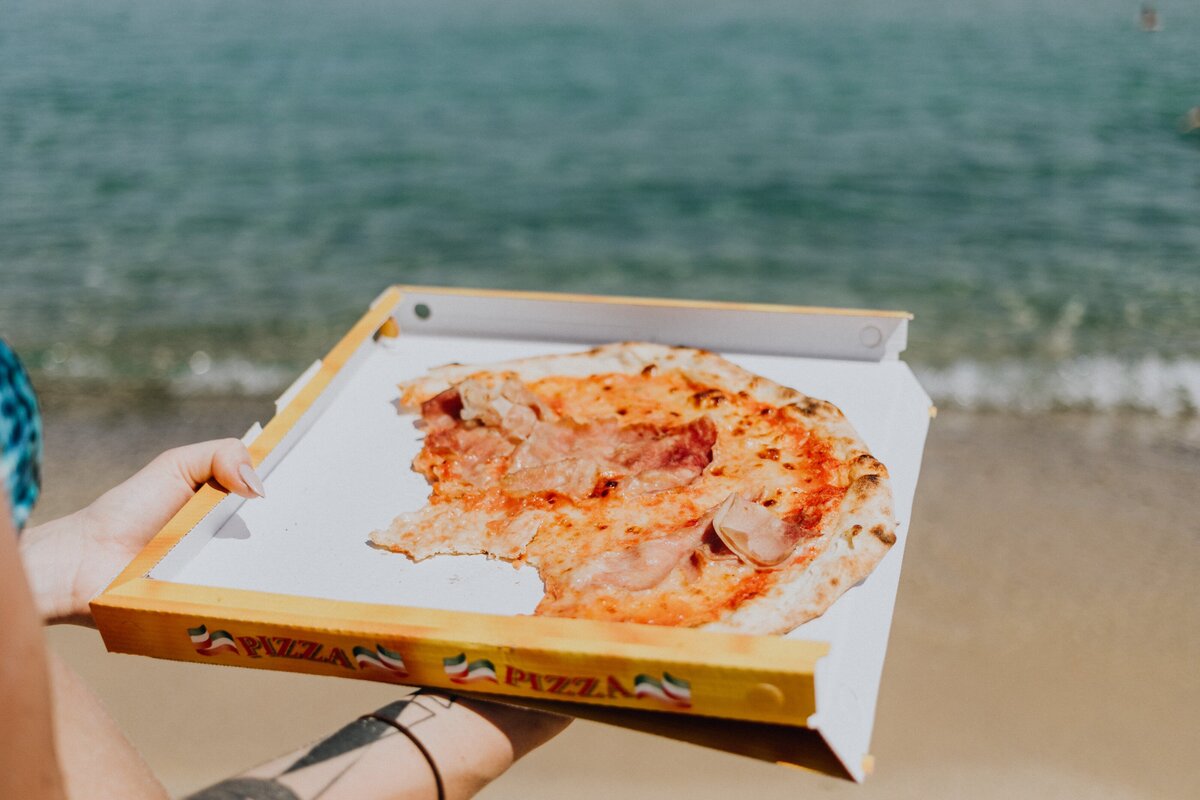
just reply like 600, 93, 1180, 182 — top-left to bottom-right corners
92, 286, 932, 782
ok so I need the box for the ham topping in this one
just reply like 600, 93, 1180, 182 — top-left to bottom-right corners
507, 415, 717, 497
418, 379, 719, 498
711, 493, 804, 568
509, 419, 619, 473
420, 387, 464, 430
502, 458, 603, 499
612, 416, 717, 476
565, 516, 710, 592
456, 377, 556, 440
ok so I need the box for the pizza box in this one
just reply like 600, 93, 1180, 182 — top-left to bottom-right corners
91, 286, 932, 782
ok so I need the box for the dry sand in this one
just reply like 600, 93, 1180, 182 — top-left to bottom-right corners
33, 398, 1200, 799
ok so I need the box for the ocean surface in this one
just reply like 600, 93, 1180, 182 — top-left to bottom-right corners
2, 0, 1198, 414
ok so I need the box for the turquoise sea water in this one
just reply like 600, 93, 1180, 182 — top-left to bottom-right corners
2, 0, 1199, 412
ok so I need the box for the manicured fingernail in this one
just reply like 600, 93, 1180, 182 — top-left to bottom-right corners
239, 463, 266, 498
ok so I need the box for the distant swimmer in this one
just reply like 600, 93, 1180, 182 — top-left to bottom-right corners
1180, 107, 1200, 134
1140, 4, 1161, 32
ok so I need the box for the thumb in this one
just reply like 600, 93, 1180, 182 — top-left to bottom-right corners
166, 438, 265, 500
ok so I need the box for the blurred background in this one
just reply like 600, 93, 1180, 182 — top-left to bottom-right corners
3, 0, 1198, 798
4, 0, 1199, 411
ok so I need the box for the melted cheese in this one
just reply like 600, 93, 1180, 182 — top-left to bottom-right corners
370, 367, 847, 627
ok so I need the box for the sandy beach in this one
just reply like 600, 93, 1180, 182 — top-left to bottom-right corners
33, 397, 1199, 799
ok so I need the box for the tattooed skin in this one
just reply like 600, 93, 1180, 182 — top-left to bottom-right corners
185, 778, 302, 800
187, 692, 453, 800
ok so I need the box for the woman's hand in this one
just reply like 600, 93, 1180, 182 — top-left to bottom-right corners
20, 439, 265, 625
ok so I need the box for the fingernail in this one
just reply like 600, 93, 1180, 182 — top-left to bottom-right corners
239, 463, 266, 498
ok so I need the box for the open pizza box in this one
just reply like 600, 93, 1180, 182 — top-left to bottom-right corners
92, 286, 932, 783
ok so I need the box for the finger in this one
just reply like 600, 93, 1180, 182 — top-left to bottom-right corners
169, 438, 265, 499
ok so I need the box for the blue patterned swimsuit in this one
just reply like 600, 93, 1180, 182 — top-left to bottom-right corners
0, 339, 41, 531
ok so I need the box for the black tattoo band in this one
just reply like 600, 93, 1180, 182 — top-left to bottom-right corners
359, 712, 445, 800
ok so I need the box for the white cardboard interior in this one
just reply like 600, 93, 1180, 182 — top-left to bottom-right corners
148, 292, 931, 782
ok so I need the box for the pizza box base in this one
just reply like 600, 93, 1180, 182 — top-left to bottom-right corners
92, 286, 932, 782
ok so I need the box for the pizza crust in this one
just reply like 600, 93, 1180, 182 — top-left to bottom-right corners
383, 342, 897, 635
702, 465, 896, 635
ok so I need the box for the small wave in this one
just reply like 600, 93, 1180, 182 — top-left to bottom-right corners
916, 357, 1200, 416
170, 357, 295, 398
34, 350, 1200, 418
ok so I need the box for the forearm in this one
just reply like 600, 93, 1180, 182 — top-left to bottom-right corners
19, 512, 88, 624
186, 690, 569, 800
0, 498, 68, 799
48, 653, 167, 800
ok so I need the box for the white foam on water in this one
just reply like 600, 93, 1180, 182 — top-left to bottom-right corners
163, 353, 1200, 418
916, 356, 1200, 416
170, 358, 295, 397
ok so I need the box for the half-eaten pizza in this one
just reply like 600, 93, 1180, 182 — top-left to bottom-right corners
370, 343, 896, 635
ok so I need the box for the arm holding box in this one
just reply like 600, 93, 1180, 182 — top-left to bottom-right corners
7, 440, 567, 800
187, 690, 568, 800
20, 438, 264, 626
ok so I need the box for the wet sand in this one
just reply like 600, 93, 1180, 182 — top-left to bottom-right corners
34, 399, 1200, 799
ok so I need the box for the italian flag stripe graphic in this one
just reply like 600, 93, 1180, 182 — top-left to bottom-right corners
355, 645, 408, 674
634, 674, 692, 707
443, 654, 497, 683
354, 646, 384, 668
660, 672, 692, 704
443, 653, 468, 678
193, 628, 237, 656
375, 645, 408, 673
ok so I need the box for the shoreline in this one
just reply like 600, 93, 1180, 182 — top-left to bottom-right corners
27, 353, 1200, 422
36, 405, 1199, 799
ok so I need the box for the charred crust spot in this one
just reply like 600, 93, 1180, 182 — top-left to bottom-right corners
870, 524, 897, 545
641, 364, 658, 376
669, 411, 682, 418
589, 477, 621, 499
757, 447, 781, 460
763, 498, 777, 507
793, 397, 828, 417
782, 462, 796, 470
689, 388, 725, 408
732, 426, 746, 436
602, 385, 612, 392
616, 408, 628, 416
860, 474, 881, 486
853, 454, 887, 476
597, 524, 608, 530
710, 466, 725, 476
626, 526, 643, 535
830, 577, 840, 587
